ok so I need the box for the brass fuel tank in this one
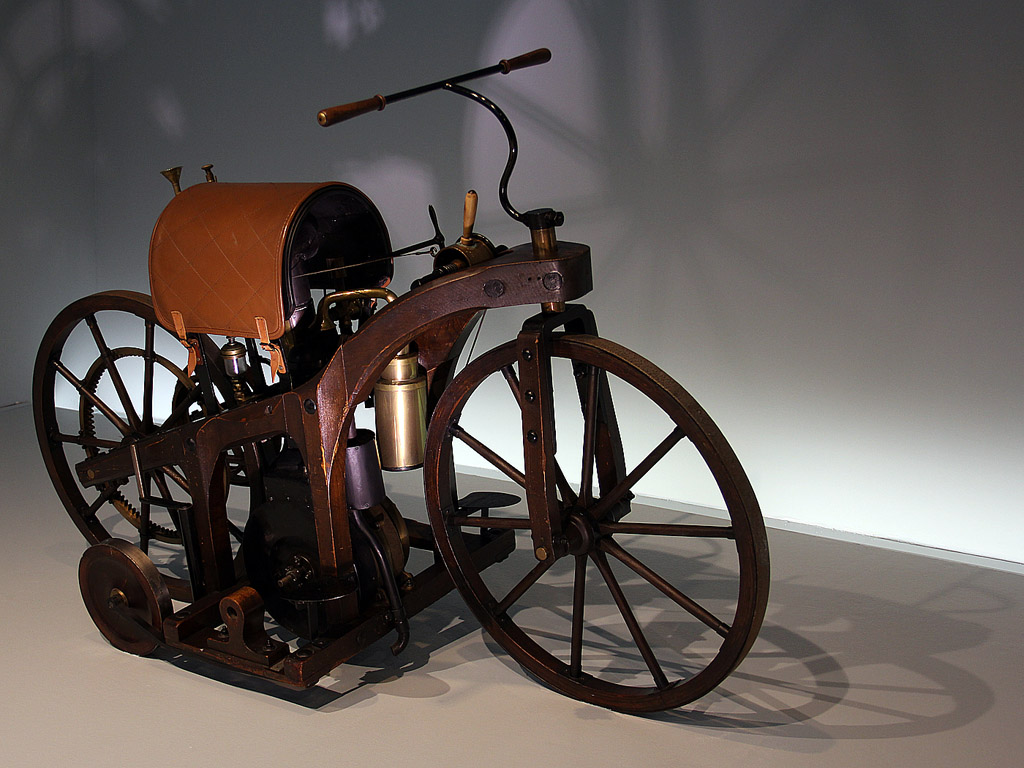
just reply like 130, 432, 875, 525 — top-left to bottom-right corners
374, 346, 427, 470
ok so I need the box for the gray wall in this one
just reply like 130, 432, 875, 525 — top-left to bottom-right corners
2, 0, 99, 408
5, 0, 1022, 563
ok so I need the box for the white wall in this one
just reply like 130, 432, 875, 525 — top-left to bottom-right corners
8, 0, 1023, 563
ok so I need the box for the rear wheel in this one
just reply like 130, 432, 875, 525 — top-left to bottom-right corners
34, 291, 251, 599
425, 334, 769, 712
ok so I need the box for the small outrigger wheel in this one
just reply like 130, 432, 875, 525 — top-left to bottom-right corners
79, 538, 171, 656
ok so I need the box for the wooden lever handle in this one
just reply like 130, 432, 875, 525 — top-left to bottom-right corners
499, 48, 551, 74
461, 190, 478, 241
317, 94, 386, 127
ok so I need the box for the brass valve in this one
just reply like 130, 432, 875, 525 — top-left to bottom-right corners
411, 190, 497, 288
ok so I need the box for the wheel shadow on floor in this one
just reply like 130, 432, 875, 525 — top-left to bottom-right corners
478, 542, 1004, 743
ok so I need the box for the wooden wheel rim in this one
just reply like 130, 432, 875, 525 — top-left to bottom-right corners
425, 334, 769, 712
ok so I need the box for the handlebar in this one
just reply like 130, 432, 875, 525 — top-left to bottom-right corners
317, 48, 551, 127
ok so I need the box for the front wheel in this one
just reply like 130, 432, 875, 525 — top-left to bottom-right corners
425, 334, 769, 712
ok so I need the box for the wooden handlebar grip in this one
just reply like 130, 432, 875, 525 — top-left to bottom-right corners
461, 190, 478, 241
499, 48, 551, 74
317, 94, 386, 127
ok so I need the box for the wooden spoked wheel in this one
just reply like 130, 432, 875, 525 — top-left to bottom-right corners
425, 335, 769, 712
34, 290, 240, 601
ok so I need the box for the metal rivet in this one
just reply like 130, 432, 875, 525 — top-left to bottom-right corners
542, 272, 563, 291
303, 398, 317, 414
522, 349, 533, 361
535, 547, 548, 561
484, 279, 506, 298
524, 390, 536, 403
526, 430, 538, 444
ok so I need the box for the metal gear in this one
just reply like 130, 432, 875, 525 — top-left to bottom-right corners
78, 346, 196, 544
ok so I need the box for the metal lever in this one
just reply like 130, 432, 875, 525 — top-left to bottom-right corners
317, 48, 551, 127
350, 507, 410, 655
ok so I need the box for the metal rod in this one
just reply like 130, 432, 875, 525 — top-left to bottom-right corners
442, 83, 522, 222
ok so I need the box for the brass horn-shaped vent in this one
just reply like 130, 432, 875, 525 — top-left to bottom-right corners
160, 166, 183, 195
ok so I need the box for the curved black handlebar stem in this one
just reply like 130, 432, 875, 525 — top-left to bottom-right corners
318, 48, 558, 229
442, 82, 523, 224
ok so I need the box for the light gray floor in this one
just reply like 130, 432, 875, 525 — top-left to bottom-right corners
2, 403, 1021, 767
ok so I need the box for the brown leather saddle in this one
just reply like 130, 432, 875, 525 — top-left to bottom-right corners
149, 181, 392, 355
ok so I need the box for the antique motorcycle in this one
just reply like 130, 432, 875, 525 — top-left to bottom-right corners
33, 49, 769, 713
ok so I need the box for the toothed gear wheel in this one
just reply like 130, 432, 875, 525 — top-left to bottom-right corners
79, 346, 197, 545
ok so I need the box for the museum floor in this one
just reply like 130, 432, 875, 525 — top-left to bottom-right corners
2, 402, 1021, 767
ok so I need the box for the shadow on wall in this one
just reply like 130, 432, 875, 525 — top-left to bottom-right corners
0, 0, 118, 405
7, 0, 1023, 557
465, 0, 1024, 559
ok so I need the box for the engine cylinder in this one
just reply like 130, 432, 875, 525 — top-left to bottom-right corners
345, 428, 386, 509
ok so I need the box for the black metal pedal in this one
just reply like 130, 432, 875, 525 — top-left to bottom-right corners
457, 491, 521, 514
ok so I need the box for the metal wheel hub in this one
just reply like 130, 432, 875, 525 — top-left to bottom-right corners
564, 510, 599, 557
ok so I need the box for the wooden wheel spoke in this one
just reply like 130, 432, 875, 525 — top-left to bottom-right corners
500, 363, 522, 405
580, 364, 600, 506
162, 384, 201, 429
495, 557, 555, 616
448, 515, 531, 530
53, 359, 132, 437
598, 521, 735, 539
589, 426, 685, 521
150, 472, 186, 540
157, 465, 190, 494
143, 320, 155, 432
138, 473, 152, 554
570, 554, 587, 678
54, 432, 121, 450
450, 424, 526, 488
600, 537, 730, 638
85, 314, 142, 432
85, 485, 119, 521
591, 549, 670, 689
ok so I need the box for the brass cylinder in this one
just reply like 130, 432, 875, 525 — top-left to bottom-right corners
220, 339, 248, 376
374, 347, 427, 471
